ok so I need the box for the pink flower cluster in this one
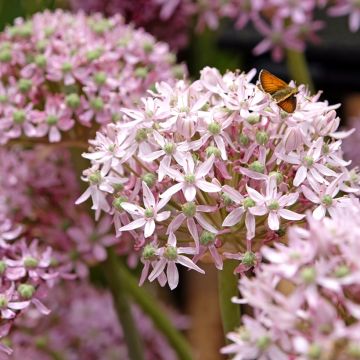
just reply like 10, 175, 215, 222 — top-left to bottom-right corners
222, 199, 360, 360
0, 10, 184, 144
0, 145, 124, 355
70, 0, 194, 51
3, 280, 186, 360
78, 66, 358, 290
70, 0, 360, 61
0, 203, 57, 356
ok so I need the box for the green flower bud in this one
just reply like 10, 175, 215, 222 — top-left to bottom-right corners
206, 146, 221, 158
249, 160, 264, 173
301, 266, 316, 284
269, 171, 283, 184
256, 336, 271, 350
307, 343, 322, 359
142, 173, 157, 187
65, 93, 81, 109
34, 54, 47, 68
13, 110, 26, 124
24, 256, 38, 268
303, 155, 314, 167
268, 200, 279, 211
243, 197, 255, 209
93, 72, 107, 85
0, 295, 8, 309
184, 174, 196, 184
164, 245, 177, 261
241, 251, 257, 267
89, 170, 101, 184
61, 62, 72, 73
46, 115, 58, 125
334, 265, 350, 278
18, 283, 35, 299
0, 94, 8, 103
321, 195, 333, 207
222, 193, 233, 206
18, 78, 32, 93
90, 19, 111, 34
164, 142, 175, 155
246, 113, 260, 125
90, 97, 104, 111
144, 208, 154, 218
0, 49, 12, 62
135, 67, 148, 78
143, 42, 154, 53
200, 231, 216, 246
255, 131, 269, 145
113, 196, 127, 211
239, 133, 250, 147
142, 244, 157, 260
36, 40, 48, 51
182, 202, 197, 217
86, 48, 103, 61
208, 122, 221, 135
0, 261, 6, 274
135, 128, 148, 142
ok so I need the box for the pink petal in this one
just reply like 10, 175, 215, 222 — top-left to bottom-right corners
268, 212, 280, 230
177, 255, 205, 274
223, 207, 244, 227
195, 213, 218, 233
119, 218, 146, 232
142, 182, 156, 208
313, 205, 326, 220
196, 180, 221, 193
246, 185, 264, 203
278, 209, 305, 221
222, 185, 243, 204
183, 184, 197, 201
187, 218, 199, 249
148, 258, 167, 282
293, 166, 307, 186
144, 220, 156, 238
167, 261, 179, 290
160, 182, 183, 199
196, 155, 215, 178
156, 211, 171, 222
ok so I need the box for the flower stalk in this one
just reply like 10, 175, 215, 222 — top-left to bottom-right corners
218, 259, 240, 342
104, 248, 194, 360
102, 248, 145, 360
286, 49, 314, 93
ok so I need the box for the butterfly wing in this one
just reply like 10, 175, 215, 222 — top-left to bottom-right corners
277, 95, 297, 113
259, 69, 288, 95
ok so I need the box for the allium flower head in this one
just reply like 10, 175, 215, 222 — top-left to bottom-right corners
0, 10, 185, 144
223, 199, 360, 359
79, 66, 357, 289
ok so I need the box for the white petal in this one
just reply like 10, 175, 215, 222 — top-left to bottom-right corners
142, 182, 155, 208
167, 261, 179, 290
144, 220, 156, 238
278, 209, 305, 221
222, 208, 244, 227
119, 218, 146, 232
268, 212, 280, 230
196, 180, 221, 193
196, 155, 215, 178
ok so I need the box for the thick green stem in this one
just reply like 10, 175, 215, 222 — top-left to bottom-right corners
110, 256, 194, 360
102, 249, 145, 360
218, 260, 240, 342
286, 49, 314, 93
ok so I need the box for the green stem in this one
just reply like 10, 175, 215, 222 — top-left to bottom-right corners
111, 255, 194, 360
102, 248, 145, 360
286, 49, 314, 93
218, 260, 240, 342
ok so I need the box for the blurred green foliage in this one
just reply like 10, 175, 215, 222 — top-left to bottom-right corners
0, 0, 61, 30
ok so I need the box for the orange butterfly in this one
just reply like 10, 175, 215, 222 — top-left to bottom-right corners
259, 69, 298, 113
